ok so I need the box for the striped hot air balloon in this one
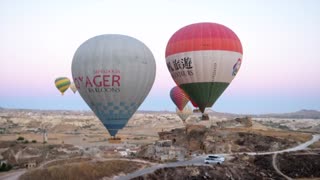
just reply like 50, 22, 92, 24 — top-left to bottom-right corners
170, 86, 189, 111
55, 77, 71, 95
166, 22, 243, 114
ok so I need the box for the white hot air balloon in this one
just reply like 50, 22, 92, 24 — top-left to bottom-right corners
70, 82, 77, 93
176, 104, 193, 124
72, 34, 156, 137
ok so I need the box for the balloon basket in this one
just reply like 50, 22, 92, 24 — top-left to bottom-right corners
108, 137, 122, 144
193, 109, 200, 113
201, 114, 209, 121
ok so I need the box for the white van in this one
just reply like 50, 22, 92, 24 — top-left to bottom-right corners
204, 155, 225, 164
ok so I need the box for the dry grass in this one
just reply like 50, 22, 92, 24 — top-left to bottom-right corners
309, 141, 320, 149
42, 157, 92, 168
224, 127, 312, 142
20, 160, 145, 180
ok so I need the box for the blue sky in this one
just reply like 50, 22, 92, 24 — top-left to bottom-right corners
1, 0, 320, 114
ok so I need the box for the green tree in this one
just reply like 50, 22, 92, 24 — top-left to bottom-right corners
0, 163, 13, 172
0, 163, 6, 171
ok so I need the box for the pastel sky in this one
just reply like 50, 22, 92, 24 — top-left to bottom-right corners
1, 0, 319, 114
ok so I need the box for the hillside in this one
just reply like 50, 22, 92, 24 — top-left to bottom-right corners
258, 109, 320, 119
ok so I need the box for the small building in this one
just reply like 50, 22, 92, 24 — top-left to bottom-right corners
119, 150, 128, 157
153, 140, 187, 161
25, 161, 36, 169
118, 148, 139, 157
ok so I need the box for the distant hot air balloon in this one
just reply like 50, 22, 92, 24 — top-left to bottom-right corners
170, 86, 189, 111
72, 34, 156, 137
176, 104, 192, 124
70, 82, 77, 93
55, 77, 71, 95
166, 22, 243, 115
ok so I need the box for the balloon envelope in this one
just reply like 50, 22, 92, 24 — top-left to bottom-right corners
189, 98, 198, 108
170, 86, 189, 111
55, 77, 71, 95
176, 105, 192, 123
72, 34, 156, 136
166, 23, 243, 113
70, 82, 77, 93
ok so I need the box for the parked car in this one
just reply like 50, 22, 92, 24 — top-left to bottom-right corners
204, 155, 225, 164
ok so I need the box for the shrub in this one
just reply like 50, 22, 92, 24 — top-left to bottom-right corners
0, 163, 13, 172
24, 140, 29, 144
17, 136, 24, 141
6, 164, 12, 171
32, 140, 37, 143
0, 163, 6, 171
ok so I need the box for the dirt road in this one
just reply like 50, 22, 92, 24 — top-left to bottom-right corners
269, 134, 320, 180
272, 153, 292, 180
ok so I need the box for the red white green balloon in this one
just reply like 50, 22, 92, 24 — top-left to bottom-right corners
189, 98, 198, 108
166, 22, 243, 113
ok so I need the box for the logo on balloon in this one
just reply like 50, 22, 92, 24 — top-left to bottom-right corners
167, 57, 193, 78
73, 69, 121, 93
232, 58, 242, 76
72, 34, 156, 137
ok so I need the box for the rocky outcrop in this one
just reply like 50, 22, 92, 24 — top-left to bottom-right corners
217, 117, 253, 128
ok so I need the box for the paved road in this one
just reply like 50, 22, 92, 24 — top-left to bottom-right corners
115, 134, 320, 180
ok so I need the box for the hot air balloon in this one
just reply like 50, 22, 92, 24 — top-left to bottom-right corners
170, 86, 189, 111
54, 77, 71, 95
176, 104, 192, 124
166, 22, 243, 118
72, 34, 156, 138
70, 82, 77, 93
